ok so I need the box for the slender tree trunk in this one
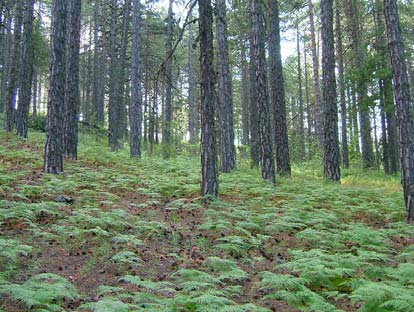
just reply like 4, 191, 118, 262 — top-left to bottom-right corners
251, 0, 276, 184
199, 0, 218, 197
240, 39, 250, 146
44, 0, 66, 174
163, 0, 174, 159
32, 66, 37, 116
92, 1, 103, 125
322, 0, 341, 181
380, 86, 390, 174
304, 40, 312, 147
5, 0, 23, 131
249, 30, 260, 168
296, 26, 305, 159
16, 0, 34, 138
188, 17, 198, 145
216, 0, 236, 173
269, 0, 290, 176
335, 0, 349, 168
130, 0, 143, 158
0, 9, 11, 114
384, 0, 414, 223
308, 0, 323, 145
84, 17, 92, 124
64, 0, 81, 159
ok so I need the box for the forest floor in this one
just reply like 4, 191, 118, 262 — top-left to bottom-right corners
1, 129, 414, 312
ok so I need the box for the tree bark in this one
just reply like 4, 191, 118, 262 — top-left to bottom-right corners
308, 0, 323, 145
4, 0, 23, 131
216, 0, 236, 173
268, 0, 290, 176
240, 39, 250, 146
44, 0, 67, 174
296, 26, 305, 160
188, 16, 198, 145
64, 0, 81, 159
249, 28, 260, 168
130, 0, 143, 158
251, 0, 276, 184
322, 0, 341, 182
16, 0, 35, 138
384, 0, 414, 223
199, 0, 218, 197
335, 0, 349, 168
163, 0, 174, 159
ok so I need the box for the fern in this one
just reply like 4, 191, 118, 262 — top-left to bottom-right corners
81, 297, 130, 312
0, 273, 79, 311
109, 251, 142, 266
206, 257, 248, 282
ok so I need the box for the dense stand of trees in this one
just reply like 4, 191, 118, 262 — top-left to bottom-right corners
1, 0, 414, 221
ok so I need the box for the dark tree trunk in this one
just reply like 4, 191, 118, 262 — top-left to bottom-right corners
199, 0, 218, 197
5, 0, 23, 131
249, 32, 260, 168
44, 0, 67, 174
92, 1, 104, 125
322, 0, 341, 182
130, 0, 143, 158
32, 66, 37, 116
64, 0, 81, 159
296, 27, 305, 160
240, 40, 250, 146
269, 0, 290, 176
335, 0, 349, 168
216, 0, 236, 173
16, 0, 34, 138
188, 16, 198, 145
0, 5, 11, 114
384, 0, 414, 223
380, 89, 390, 174
84, 17, 92, 124
251, 0, 276, 184
163, 0, 174, 159
304, 40, 312, 146
308, 0, 323, 145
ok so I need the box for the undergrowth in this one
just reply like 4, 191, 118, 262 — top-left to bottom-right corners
0, 128, 413, 312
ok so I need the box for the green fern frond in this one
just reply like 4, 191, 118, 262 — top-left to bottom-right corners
81, 297, 129, 312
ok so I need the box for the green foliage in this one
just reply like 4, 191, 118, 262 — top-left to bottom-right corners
28, 114, 47, 132
0, 273, 79, 311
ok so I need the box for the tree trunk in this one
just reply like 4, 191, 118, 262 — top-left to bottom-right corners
130, 0, 143, 158
16, 0, 35, 138
32, 66, 37, 116
64, 0, 81, 159
251, 0, 276, 184
335, 0, 349, 168
5, 0, 23, 131
92, 1, 104, 125
188, 16, 198, 145
322, 0, 341, 182
249, 29, 260, 168
268, 0, 290, 176
240, 40, 250, 147
384, 0, 414, 223
304, 40, 313, 147
296, 27, 306, 160
308, 0, 323, 145
84, 17, 92, 124
163, 0, 174, 159
216, 0, 236, 173
44, 0, 67, 174
199, 0, 218, 197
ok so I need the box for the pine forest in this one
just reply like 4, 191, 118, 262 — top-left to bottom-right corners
1, 0, 414, 310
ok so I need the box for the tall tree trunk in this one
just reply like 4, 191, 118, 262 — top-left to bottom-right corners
44, 0, 66, 174
92, 1, 103, 125
199, 0, 218, 197
32, 66, 37, 116
322, 0, 341, 182
308, 0, 323, 145
269, 0, 290, 176
16, 0, 34, 138
304, 39, 312, 147
108, 0, 121, 151
335, 0, 349, 168
0, 8, 11, 114
5, 0, 23, 131
251, 0, 276, 184
163, 0, 174, 159
188, 16, 198, 145
384, 0, 414, 223
216, 0, 236, 173
240, 39, 250, 146
296, 26, 305, 160
84, 17, 92, 124
130, 0, 143, 158
64, 0, 81, 159
249, 30, 260, 168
